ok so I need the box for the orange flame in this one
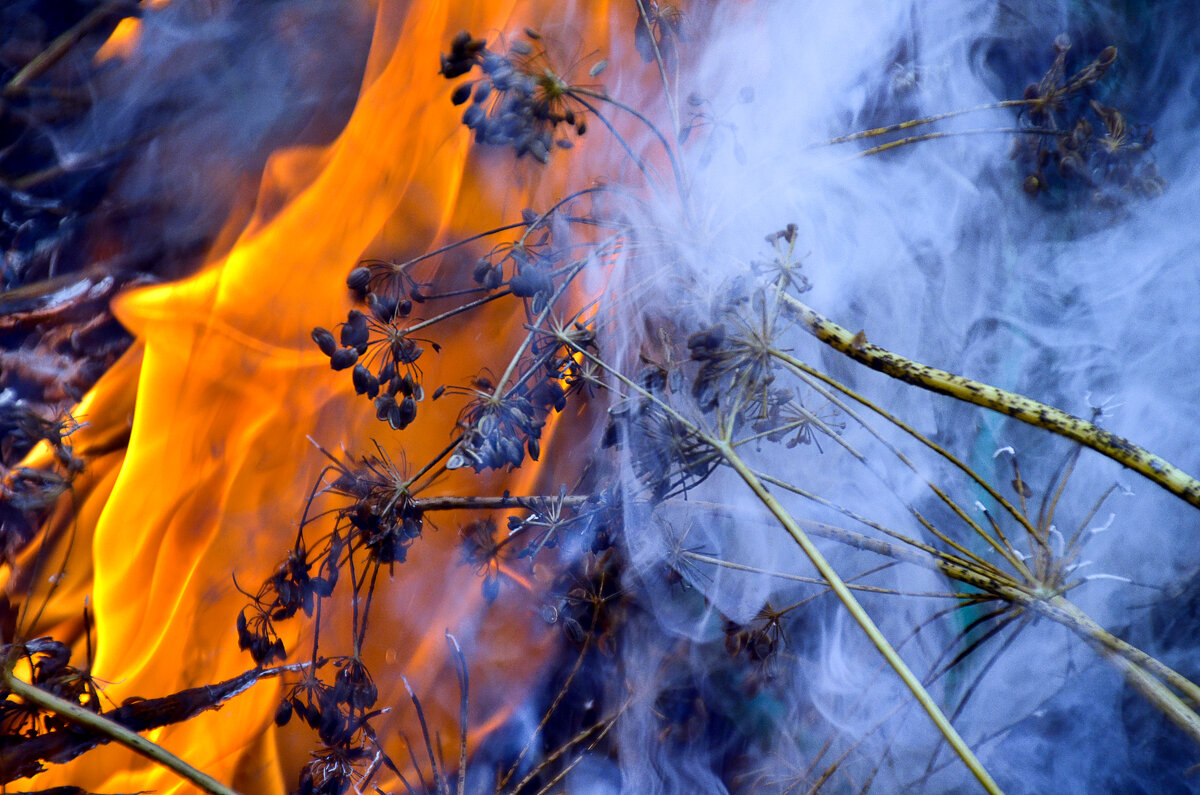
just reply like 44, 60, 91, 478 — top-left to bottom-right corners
9, 0, 622, 790
94, 0, 171, 62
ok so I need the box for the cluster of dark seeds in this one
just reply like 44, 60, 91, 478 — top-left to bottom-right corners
440, 29, 591, 163
755, 223, 812, 295
543, 548, 625, 652
0, 636, 102, 738
604, 399, 719, 500
443, 385, 546, 472
1012, 38, 1164, 203
0, 402, 83, 562
243, 448, 422, 790
237, 536, 340, 646
275, 655, 380, 795
687, 310, 778, 415
475, 217, 562, 312
353, 492, 424, 567
313, 302, 433, 431
750, 390, 845, 452
346, 260, 424, 321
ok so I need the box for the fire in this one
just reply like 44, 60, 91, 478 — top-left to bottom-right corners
94, 0, 170, 63
6, 0, 619, 791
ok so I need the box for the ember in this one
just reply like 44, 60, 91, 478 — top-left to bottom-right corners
5, 2, 1200, 794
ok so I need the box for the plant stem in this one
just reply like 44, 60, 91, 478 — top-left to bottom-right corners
571, 88, 690, 208
713, 441, 1003, 794
1, 668, 240, 795
4, 0, 131, 94
633, 0, 681, 137
850, 128, 1069, 159
779, 292, 1200, 509
818, 100, 1032, 145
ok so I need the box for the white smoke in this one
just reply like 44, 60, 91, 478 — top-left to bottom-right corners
591, 1, 1200, 792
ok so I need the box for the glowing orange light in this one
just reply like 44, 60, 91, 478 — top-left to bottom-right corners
11, 0, 624, 791
94, 0, 170, 63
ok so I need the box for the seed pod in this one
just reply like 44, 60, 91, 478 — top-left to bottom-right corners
392, 338, 423, 364
274, 698, 293, 727
366, 292, 394, 322
378, 361, 396, 384
483, 265, 503, 289
374, 394, 396, 422
687, 323, 725, 353
563, 616, 585, 645
312, 327, 338, 356
482, 572, 500, 604
451, 82, 473, 105
463, 104, 486, 128
750, 633, 776, 661
341, 310, 369, 348
509, 273, 537, 297
447, 59, 475, 78
390, 396, 417, 430
352, 364, 378, 397
330, 348, 359, 370
501, 436, 524, 468
473, 257, 492, 283
346, 266, 371, 293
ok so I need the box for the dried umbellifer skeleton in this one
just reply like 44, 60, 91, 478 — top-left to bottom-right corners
2, 3, 1194, 794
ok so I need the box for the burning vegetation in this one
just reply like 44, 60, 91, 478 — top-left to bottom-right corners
2, 1, 1199, 794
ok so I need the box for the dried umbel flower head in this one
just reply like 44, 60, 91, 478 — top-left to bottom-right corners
1010, 38, 1162, 204
446, 387, 545, 472
312, 304, 438, 430
440, 28, 598, 163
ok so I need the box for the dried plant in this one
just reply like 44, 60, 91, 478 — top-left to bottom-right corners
3, 9, 1195, 795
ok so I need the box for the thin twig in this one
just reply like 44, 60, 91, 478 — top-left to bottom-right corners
1, 668, 244, 794
566, 341, 1000, 792
849, 127, 1070, 159
715, 442, 1002, 794
4, 1, 135, 94
633, 0, 681, 137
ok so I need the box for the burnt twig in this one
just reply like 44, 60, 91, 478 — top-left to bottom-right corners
0, 663, 305, 788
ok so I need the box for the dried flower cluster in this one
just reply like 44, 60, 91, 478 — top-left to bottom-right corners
237, 21, 1190, 795
1011, 36, 1164, 202
440, 29, 595, 163
4, 10, 1191, 795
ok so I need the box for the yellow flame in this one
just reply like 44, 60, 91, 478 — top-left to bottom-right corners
94, 0, 171, 63
9, 0, 629, 790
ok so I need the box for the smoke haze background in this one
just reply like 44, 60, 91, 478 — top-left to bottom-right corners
595, 1, 1200, 792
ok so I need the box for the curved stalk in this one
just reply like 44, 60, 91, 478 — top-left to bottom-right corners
566, 340, 1000, 792
779, 292, 1200, 509
715, 441, 1002, 795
